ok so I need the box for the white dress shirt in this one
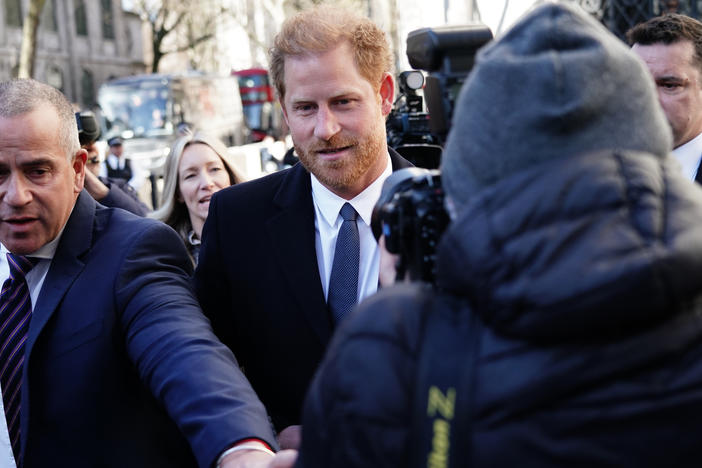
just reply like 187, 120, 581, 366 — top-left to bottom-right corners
311, 153, 392, 304
0, 234, 62, 468
672, 131, 702, 181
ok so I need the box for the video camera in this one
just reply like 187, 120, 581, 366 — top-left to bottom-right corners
76, 110, 101, 146
376, 24, 492, 284
386, 70, 439, 155
386, 24, 492, 169
407, 24, 492, 144
371, 168, 450, 283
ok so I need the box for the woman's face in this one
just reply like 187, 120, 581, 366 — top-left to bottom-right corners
177, 143, 232, 234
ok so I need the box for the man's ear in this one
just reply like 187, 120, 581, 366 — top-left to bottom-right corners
379, 72, 395, 116
73, 148, 87, 193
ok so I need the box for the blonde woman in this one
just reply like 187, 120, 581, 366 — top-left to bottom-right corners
153, 131, 245, 265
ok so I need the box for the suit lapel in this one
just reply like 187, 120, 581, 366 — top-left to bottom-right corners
267, 164, 332, 345
263, 151, 411, 345
26, 191, 94, 352
21, 192, 94, 456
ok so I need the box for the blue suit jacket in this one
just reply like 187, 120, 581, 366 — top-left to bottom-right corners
195, 150, 412, 432
20, 191, 276, 468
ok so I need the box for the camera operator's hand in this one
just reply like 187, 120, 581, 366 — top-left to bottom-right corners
379, 235, 399, 287
83, 167, 110, 202
81, 142, 110, 202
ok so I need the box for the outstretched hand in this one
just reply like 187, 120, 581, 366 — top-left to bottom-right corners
269, 450, 298, 468
220, 449, 297, 468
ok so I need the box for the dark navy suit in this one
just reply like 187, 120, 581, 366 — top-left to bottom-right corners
195, 150, 411, 432
20, 191, 275, 468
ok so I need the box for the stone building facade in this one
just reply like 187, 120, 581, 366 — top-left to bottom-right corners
0, 0, 145, 108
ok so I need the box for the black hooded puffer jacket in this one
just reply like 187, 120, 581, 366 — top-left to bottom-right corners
297, 150, 702, 468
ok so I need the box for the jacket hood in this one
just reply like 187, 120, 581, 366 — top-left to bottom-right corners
440, 2, 672, 209
436, 150, 702, 341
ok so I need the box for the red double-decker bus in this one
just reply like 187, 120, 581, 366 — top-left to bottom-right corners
233, 68, 282, 142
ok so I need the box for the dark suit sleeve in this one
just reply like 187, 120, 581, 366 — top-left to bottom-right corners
99, 178, 150, 216
114, 221, 276, 468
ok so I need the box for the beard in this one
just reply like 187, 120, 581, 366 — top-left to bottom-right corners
296, 123, 386, 193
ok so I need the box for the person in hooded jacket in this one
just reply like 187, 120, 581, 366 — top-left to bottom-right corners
293, 2, 702, 467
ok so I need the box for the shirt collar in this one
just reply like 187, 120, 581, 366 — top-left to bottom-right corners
311, 152, 392, 228
187, 230, 201, 246
672, 131, 702, 180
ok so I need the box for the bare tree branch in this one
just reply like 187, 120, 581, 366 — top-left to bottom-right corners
132, 0, 240, 73
168, 33, 216, 54
18, 0, 47, 79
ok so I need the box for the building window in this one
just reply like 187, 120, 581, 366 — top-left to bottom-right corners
125, 25, 134, 54
75, 0, 87, 36
81, 69, 95, 107
5, 0, 23, 27
102, 0, 115, 39
41, 0, 57, 32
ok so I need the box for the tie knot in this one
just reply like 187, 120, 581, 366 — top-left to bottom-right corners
7, 254, 38, 280
340, 202, 357, 222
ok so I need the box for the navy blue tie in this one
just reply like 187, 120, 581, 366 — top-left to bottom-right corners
328, 203, 360, 324
0, 254, 37, 465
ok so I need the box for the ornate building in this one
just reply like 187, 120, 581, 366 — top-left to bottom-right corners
0, 0, 145, 107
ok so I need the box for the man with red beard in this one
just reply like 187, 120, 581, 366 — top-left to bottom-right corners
194, 4, 411, 449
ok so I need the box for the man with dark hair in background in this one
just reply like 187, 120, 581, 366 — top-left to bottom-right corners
295, 3, 702, 467
195, 4, 411, 446
629, 13, 702, 182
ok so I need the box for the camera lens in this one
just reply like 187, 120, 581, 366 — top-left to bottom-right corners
404, 71, 424, 90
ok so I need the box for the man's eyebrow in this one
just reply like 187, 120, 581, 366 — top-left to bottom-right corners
19, 158, 55, 168
656, 75, 685, 82
330, 90, 361, 99
290, 89, 360, 102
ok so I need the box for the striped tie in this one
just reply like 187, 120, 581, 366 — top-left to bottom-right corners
0, 254, 37, 465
